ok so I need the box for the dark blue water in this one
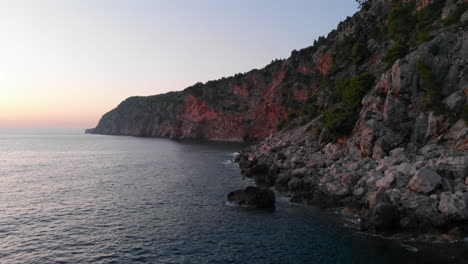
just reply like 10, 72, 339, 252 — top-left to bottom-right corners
0, 131, 465, 263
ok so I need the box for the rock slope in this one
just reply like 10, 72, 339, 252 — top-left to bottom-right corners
91, 0, 468, 236
236, 0, 468, 236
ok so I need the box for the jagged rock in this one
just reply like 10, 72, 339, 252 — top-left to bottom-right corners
288, 178, 303, 191
275, 172, 291, 186
340, 172, 359, 186
441, 177, 454, 192
353, 187, 365, 197
375, 164, 386, 172
438, 192, 468, 220
434, 156, 468, 178
411, 113, 428, 146
326, 181, 350, 197
360, 203, 400, 235
376, 172, 396, 188
385, 189, 402, 206
462, 10, 468, 23
395, 171, 411, 188
407, 168, 441, 193
401, 193, 446, 228
454, 183, 466, 193
238, 156, 254, 169
396, 162, 412, 175
366, 189, 392, 209
227, 186, 275, 209
291, 167, 307, 177
443, 90, 465, 112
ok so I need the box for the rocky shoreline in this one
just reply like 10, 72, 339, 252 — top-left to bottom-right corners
234, 123, 468, 239
88, 0, 468, 242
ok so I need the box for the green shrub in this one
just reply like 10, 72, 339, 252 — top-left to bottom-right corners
379, 0, 443, 45
332, 35, 356, 69
336, 72, 375, 107
382, 38, 408, 68
410, 0, 445, 45
415, 29, 432, 45
385, 2, 417, 40
320, 107, 356, 136
313, 127, 322, 137
287, 112, 299, 120
415, 0, 445, 26
186, 82, 204, 97
319, 74, 331, 90
300, 96, 319, 120
442, 3, 468, 25
416, 58, 443, 115
278, 112, 301, 131
351, 42, 369, 65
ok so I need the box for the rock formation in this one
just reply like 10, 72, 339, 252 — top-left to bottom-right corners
227, 186, 275, 209
91, 0, 468, 236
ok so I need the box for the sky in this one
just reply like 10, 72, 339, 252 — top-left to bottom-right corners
0, 0, 358, 129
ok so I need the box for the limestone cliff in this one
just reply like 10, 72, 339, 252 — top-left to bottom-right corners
92, 60, 309, 141
91, 0, 468, 236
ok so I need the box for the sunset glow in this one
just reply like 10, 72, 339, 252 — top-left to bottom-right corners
0, 0, 358, 128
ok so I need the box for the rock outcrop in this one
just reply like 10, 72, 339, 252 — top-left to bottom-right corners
227, 186, 275, 209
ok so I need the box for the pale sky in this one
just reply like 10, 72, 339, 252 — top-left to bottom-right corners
0, 0, 358, 128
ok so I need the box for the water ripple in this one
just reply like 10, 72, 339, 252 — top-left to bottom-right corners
0, 134, 465, 263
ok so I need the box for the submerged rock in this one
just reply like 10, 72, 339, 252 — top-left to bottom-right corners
227, 186, 275, 209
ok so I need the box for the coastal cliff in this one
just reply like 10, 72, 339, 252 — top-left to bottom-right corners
91, 0, 468, 237
92, 60, 304, 141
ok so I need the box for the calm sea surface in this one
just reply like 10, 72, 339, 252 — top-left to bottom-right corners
0, 130, 466, 264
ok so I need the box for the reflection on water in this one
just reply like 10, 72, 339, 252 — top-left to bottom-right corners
0, 132, 466, 263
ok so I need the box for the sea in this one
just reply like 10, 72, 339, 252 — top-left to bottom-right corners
0, 129, 466, 264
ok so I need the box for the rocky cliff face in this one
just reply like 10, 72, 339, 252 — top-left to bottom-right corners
93, 60, 314, 141
236, 0, 468, 237
92, 0, 468, 237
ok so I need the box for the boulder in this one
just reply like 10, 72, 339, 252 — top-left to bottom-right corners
366, 189, 393, 209
376, 172, 396, 188
438, 192, 468, 220
407, 168, 441, 193
227, 186, 275, 209
340, 172, 359, 186
454, 183, 466, 193
238, 156, 254, 169
395, 171, 410, 188
353, 187, 365, 197
401, 193, 446, 228
396, 162, 412, 175
251, 163, 269, 174
360, 203, 400, 235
